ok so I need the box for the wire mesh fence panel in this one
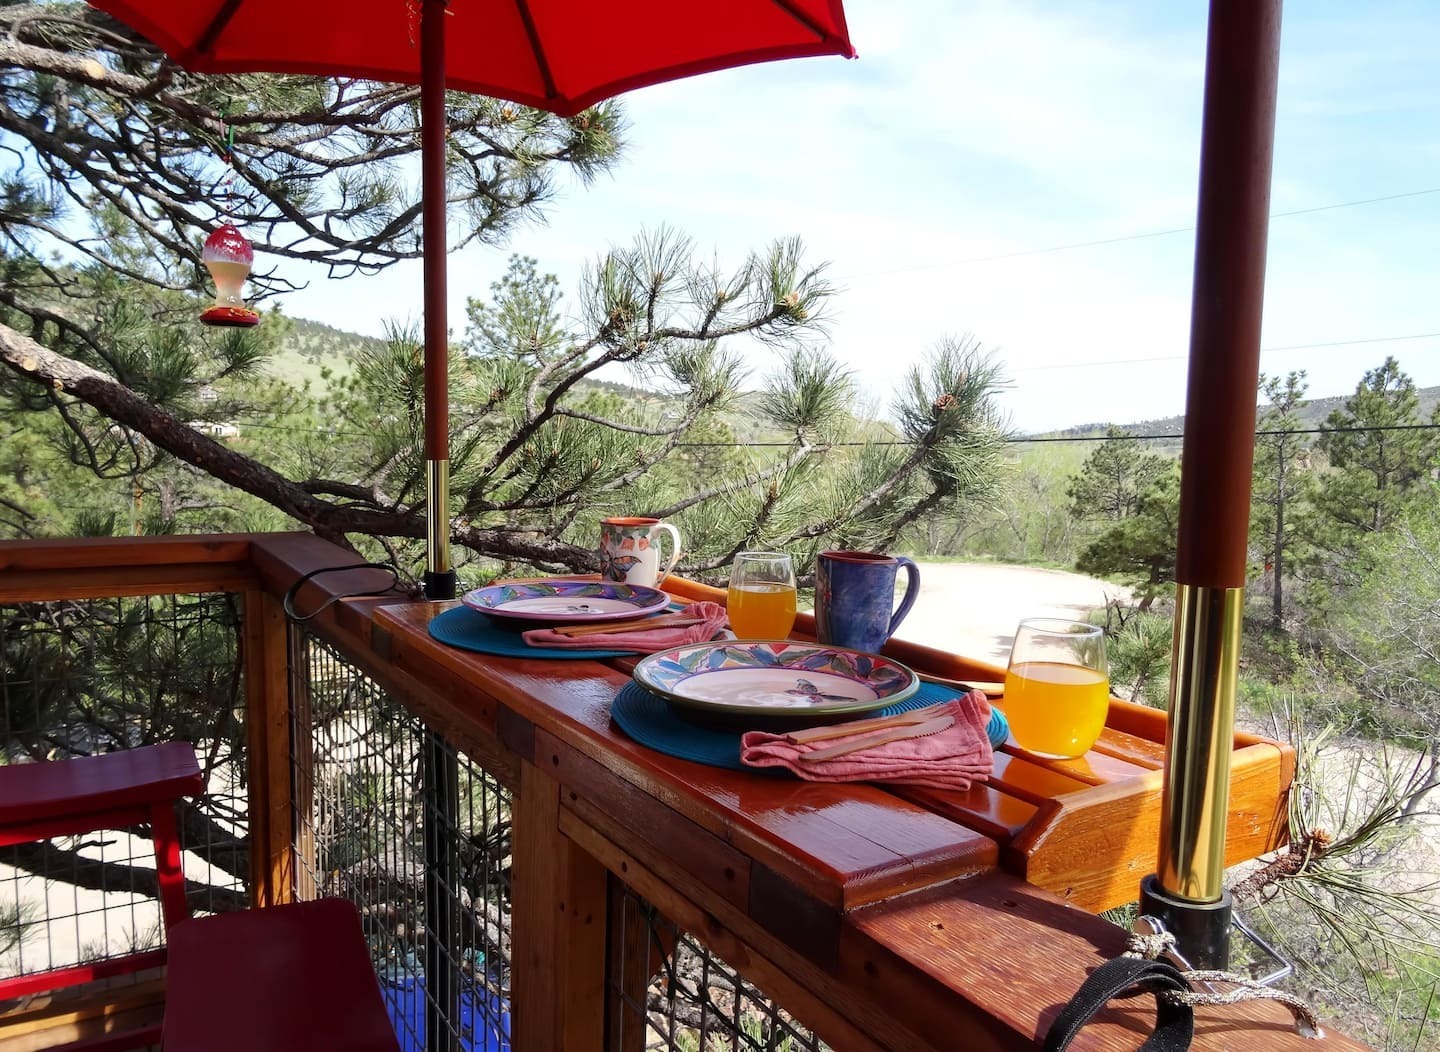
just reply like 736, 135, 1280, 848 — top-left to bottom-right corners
611, 886, 830, 1052
293, 629, 513, 1052
0, 593, 249, 979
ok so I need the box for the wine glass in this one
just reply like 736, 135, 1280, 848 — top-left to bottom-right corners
1002, 618, 1110, 759
727, 552, 797, 640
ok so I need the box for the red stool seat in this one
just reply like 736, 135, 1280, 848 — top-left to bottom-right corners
0, 742, 203, 828
0, 742, 204, 1048
163, 898, 401, 1052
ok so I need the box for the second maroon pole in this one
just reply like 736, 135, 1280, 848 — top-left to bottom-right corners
1141, 0, 1284, 969
421, 0, 455, 601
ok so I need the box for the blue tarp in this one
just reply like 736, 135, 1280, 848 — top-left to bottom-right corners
382, 976, 512, 1051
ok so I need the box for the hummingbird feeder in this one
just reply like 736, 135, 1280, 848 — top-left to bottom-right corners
199, 222, 260, 328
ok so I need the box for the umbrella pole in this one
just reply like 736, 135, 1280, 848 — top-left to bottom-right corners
417, 10, 462, 1052
421, 0, 457, 603
1140, 0, 1283, 968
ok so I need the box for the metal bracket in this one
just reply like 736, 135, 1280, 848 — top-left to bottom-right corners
1231, 911, 1294, 986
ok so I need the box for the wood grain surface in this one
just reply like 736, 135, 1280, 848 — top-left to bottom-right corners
8, 532, 1342, 1052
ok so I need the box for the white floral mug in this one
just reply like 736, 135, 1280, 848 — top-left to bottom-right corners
599, 517, 683, 587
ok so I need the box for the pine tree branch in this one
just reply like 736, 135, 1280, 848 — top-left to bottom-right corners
0, 321, 594, 567
648, 442, 818, 519
551, 407, 685, 436
591, 401, 710, 494
0, 12, 624, 283
873, 487, 948, 553
300, 479, 390, 508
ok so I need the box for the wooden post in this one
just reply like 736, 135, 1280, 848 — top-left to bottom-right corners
511, 760, 608, 1051
288, 620, 318, 902
243, 589, 295, 906
605, 879, 654, 1052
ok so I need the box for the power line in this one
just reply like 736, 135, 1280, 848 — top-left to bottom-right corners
678, 423, 1440, 448
224, 418, 1439, 446
1010, 330, 1440, 374
1011, 422, 1440, 443
844, 186, 1440, 280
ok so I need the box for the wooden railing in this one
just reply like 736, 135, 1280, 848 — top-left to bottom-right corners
0, 533, 1366, 1051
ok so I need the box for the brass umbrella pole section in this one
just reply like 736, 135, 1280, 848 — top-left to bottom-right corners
1139, 0, 1284, 970
421, 0, 457, 602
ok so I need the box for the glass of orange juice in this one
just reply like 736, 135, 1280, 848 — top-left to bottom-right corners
1002, 618, 1110, 759
727, 552, 797, 640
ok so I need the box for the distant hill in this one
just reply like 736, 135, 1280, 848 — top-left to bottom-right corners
266, 315, 383, 390
1038, 383, 1440, 451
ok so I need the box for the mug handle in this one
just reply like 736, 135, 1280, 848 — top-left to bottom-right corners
887, 556, 921, 638
654, 523, 683, 586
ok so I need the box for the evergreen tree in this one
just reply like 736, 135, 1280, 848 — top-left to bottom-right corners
1250, 371, 1314, 629
1074, 465, 1180, 610
1066, 427, 1170, 522
1309, 358, 1438, 550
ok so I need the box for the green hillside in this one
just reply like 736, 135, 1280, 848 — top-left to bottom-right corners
264, 315, 382, 391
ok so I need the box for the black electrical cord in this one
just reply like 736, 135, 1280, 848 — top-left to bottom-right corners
280, 561, 406, 624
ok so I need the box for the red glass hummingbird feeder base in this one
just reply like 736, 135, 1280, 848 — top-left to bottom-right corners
200, 304, 261, 327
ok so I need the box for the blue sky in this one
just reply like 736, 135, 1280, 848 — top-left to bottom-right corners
281, 0, 1440, 433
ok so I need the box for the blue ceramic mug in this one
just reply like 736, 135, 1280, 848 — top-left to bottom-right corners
814, 551, 921, 654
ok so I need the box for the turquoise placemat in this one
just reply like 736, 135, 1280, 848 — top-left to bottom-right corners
428, 606, 638, 659
610, 680, 1010, 771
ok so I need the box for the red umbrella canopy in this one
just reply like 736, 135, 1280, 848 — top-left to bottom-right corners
87, 0, 855, 116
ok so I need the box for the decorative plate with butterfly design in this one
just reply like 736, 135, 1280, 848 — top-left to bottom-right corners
632, 641, 919, 717
461, 580, 669, 626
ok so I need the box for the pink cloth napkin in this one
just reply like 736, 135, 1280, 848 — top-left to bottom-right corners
521, 601, 728, 653
739, 691, 995, 791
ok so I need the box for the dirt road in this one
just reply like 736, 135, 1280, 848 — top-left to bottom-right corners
886, 561, 1131, 669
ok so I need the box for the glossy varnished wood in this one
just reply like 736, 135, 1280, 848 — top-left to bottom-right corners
0, 535, 257, 602
0, 535, 254, 573
1008, 740, 1292, 911
372, 601, 999, 913
845, 870, 1360, 1051
242, 589, 294, 906
511, 761, 607, 1052
561, 800, 920, 1052
7, 533, 1342, 1052
370, 570, 1290, 913
660, 570, 1294, 910
233, 536, 1338, 1050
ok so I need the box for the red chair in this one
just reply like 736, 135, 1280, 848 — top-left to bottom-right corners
0, 742, 203, 1015
162, 897, 401, 1052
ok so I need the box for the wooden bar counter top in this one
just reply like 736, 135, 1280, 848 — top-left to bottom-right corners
250, 533, 1365, 1052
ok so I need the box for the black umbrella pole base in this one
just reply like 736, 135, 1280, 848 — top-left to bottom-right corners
424, 569, 458, 601
1139, 873, 1232, 970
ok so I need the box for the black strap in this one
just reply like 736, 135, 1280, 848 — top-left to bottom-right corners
1043, 956, 1195, 1052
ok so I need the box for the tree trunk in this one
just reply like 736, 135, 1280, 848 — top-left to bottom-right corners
1139, 562, 1160, 613
1271, 483, 1284, 629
